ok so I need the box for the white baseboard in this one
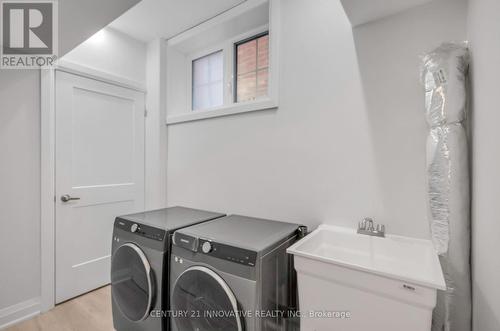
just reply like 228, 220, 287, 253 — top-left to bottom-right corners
0, 298, 40, 330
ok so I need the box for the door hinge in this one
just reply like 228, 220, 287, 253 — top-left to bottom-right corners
144, 108, 148, 117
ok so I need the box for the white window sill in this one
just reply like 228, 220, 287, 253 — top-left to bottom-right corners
166, 98, 278, 125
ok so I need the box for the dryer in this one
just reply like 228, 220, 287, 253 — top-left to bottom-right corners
111, 206, 225, 331
170, 215, 306, 331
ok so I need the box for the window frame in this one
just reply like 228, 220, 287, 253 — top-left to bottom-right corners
186, 26, 269, 113
232, 29, 270, 104
186, 43, 228, 113
233, 31, 270, 103
166, 0, 280, 125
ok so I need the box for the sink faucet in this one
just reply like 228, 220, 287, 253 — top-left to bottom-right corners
357, 217, 385, 237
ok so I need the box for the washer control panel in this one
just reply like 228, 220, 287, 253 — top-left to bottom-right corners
172, 233, 258, 267
114, 218, 165, 242
198, 238, 257, 267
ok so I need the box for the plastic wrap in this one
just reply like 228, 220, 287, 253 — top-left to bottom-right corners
422, 43, 469, 127
421, 42, 471, 331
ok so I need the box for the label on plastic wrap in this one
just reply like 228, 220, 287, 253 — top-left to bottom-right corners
433, 69, 447, 85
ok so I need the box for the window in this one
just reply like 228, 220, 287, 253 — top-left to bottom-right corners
165, 0, 279, 124
192, 50, 223, 111
235, 33, 269, 102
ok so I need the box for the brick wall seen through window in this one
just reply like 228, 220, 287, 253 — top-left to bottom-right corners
235, 33, 269, 102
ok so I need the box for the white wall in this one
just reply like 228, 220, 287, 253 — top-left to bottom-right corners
0, 1, 141, 327
166, 0, 467, 238
467, 0, 500, 330
63, 28, 147, 85
0, 70, 41, 320
145, 39, 168, 210
167, 0, 382, 231
352, 0, 468, 237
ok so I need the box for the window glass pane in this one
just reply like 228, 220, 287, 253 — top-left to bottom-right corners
210, 81, 224, 107
193, 85, 209, 110
257, 35, 269, 69
236, 33, 269, 102
257, 68, 268, 98
237, 71, 257, 102
192, 50, 223, 111
193, 56, 209, 85
237, 39, 257, 75
209, 52, 223, 81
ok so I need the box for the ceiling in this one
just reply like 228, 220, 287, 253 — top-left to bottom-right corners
60, 0, 140, 55
109, 0, 246, 42
340, 0, 436, 27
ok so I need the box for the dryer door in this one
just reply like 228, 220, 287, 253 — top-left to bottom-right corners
171, 266, 243, 331
111, 243, 154, 322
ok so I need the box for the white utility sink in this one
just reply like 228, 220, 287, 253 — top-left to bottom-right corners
287, 224, 446, 331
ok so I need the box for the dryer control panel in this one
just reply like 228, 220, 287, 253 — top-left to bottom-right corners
173, 232, 257, 267
114, 218, 166, 242
199, 239, 257, 267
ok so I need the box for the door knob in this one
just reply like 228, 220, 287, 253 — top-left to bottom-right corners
61, 194, 80, 202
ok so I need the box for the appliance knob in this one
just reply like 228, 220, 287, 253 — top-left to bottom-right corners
202, 241, 213, 253
131, 224, 139, 233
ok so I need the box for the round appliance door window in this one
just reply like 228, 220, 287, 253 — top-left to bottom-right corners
171, 266, 243, 331
111, 243, 154, 322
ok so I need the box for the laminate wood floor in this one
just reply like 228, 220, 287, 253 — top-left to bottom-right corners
5, 286, 114, 331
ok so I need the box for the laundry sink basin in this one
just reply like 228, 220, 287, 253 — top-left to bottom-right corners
288, 224, 445, 289
287, 224, 446, 331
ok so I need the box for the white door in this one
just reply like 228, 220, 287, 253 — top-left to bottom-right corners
55, 71, 145, 303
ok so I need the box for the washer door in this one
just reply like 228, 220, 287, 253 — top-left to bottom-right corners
111, 243, 154, 322
171, 266, 243, 331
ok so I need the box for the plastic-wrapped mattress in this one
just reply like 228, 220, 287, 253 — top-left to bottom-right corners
421, 42, 471, 331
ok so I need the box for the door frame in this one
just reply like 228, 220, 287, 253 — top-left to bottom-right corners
40, 60, 147, 312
